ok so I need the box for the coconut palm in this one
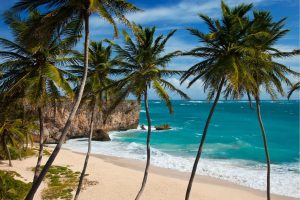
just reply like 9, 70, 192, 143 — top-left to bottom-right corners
180, 2, 254, 199
72, 41, 125, 200
108, 25, 189, 199
235, 11, 300, 200
0, 11, 76, 183
288, 82, 300, 99
12, 1, 139, 199
0, 119, 26, 167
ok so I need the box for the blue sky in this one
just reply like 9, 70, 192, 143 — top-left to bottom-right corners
0, 0, 299, 100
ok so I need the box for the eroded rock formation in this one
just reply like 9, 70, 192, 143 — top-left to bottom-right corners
33, 101, 140, 143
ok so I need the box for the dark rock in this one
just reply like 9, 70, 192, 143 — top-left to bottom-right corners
92, 129, 111, 141
141, 124, 146, 130
155, 124, 171, 130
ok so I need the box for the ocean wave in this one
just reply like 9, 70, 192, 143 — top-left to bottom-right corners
188, 100, 204, 103
63, 139, 300, 198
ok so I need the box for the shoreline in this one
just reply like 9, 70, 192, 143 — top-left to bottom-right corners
0, 146, 297, 200
70, 149, 297, 200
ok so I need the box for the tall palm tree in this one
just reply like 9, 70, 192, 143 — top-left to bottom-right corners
236, 11, 300, 200
72, 41, 125, 200
180, 2, 254, 199
12, 1, 139, 199
0, 11, 76, 183
108, 25, 189, 199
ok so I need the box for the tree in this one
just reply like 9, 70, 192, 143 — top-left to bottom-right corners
236, 11, 300, 200
108, 25, 189, 199
72, 41, 125, 200
12, 1, 139, 199
0, 119, 26, 167
0, 11, 76, 182
180, 1, 254, 199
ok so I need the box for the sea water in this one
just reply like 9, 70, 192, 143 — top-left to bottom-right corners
63, 100, 300, 197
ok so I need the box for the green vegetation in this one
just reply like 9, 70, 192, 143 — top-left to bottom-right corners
41, 165, 80, 200
0, 170, 31, 200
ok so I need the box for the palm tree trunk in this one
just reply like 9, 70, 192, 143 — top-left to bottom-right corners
25, 10, 91, 200
135, 90, 151, 200
26, 134, 29, 150
185, 78, 225, 200
255, 96, 271, 200
247, 92, 253, 109
33, 107, 45, 183
3, 132, 12, 167
74, 104, 96, 200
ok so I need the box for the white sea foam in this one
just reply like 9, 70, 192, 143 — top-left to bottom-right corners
188, 100, 204, 103
63, 135, 300, 198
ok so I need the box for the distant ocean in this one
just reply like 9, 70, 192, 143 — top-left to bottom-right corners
63, 100, 300, 198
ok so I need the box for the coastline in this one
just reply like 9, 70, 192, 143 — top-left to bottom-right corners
0, 146, 297, 200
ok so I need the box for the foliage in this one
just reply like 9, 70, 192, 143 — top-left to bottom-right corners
108, 24, 189, 111
0, 11, 77, 107
288, 81, 300, 99
0, 170, 32, 200
40, 165, 81, 200
0, 147, 35, 160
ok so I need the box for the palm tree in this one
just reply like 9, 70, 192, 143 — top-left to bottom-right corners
180, 2, 254, 199
236, 11, 300, 200
0, 119, 26, 167
288, 82, 300, 99
108, 25, 189, 199
72, 41, 125, 200
0, 11, 76, 183
12, 1, 139, 199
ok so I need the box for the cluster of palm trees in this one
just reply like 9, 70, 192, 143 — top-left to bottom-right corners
0, 0, 298, 200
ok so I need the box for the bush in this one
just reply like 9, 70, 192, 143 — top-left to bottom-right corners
0, 170, 31, 200
0, 146, 36, 160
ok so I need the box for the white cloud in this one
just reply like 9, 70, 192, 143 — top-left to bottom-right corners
89, 0, 268, 30
273, 44, 300, 67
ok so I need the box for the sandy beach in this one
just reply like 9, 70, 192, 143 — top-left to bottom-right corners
0, 146, 297, 200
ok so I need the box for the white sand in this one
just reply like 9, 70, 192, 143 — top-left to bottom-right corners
0, 147, 296, 200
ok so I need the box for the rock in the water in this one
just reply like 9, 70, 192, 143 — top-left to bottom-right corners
155, 124, 171, 130
140, 124, 146, 130
92, 129, 111, 141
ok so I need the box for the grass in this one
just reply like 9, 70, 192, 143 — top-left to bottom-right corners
0, 170, 32, 200
0, 147, 36, 160
40, 165, 81, 200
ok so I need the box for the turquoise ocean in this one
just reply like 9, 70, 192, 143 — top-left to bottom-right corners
64, 100, 299, 197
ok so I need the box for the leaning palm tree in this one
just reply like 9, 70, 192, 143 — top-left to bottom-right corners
0, 11, 76, 183
236, 11, 300, 200
287, 82, 300, 99
108, 25, 189, 199
72, 41, 125, 200
180, 1, 254, 199
12, 1, 139, 199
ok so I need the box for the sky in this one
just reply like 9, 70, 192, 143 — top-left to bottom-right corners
0, 0, 299, 100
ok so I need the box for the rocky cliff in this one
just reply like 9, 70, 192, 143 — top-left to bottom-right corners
39, 101, 140, 141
